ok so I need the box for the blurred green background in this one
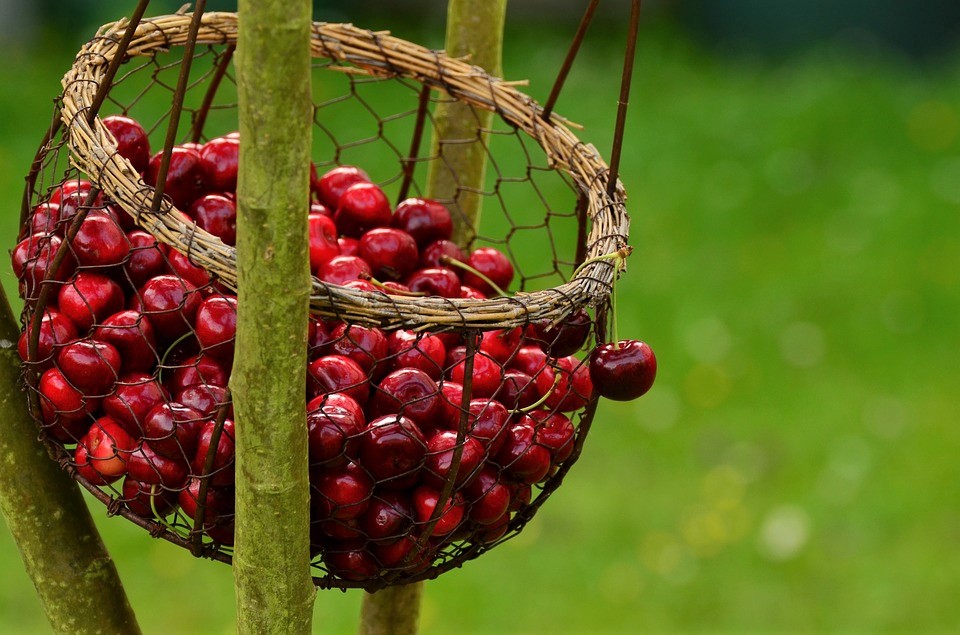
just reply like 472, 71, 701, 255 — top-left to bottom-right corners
1, 1, 959, 633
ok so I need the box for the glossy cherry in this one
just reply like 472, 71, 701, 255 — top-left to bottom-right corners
334, 182, 392, 238
102, 115, 151, 173
145, 146, 207, 210
143, 401, 204, 460
307, 354, 370, 404
311, 462, 373, 521
370, 368, 442, 432
316, 165, 370, 210
57, 339, 122, 396
463, 247, 514, 296
358, 228, 419, 281
17, 309, 77, 368
192, 419, 236, 487
190, 194, 237, 246
589, 339, 657, 401
136, 274, 201, 341
308, 213, 341, 272
317, 255, 372, 286
199, 135, 240, 192
405, 267, 460, 298
392, 198, 453, 247
423, 430, 485, 489
103, 372, 169, 436
495, 418, 552, 485
93, 310, 158, 372
57, 271, 125, 333
194, 295, 237, 361
358, 415, 426, 490
532, 308, 591, 357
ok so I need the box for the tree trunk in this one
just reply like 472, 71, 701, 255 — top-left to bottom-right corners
233, 1, 316, 633
424, 0, 508, 248
0, 285, 141, 635
359, 2, 507, 633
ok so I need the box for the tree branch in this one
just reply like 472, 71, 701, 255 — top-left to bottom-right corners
233, 1, 316, 633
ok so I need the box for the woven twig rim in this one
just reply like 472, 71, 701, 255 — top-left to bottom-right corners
59, 12, 630, 330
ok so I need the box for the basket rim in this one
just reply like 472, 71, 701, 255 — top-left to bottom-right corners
58, 12, 630, 330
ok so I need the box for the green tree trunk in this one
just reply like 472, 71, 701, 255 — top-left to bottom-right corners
424, 0, 508, 248
359, 2, 507, 633
0, 285, 141, 635
232, 1, 316, 633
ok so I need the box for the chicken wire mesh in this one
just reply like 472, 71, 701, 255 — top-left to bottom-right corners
14, 7, 632, 590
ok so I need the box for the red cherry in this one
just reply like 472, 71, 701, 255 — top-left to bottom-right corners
74, 416, 137, 484
532, 308, 592, 358
357, 415, 426, 490
496, 418, 552, 484
317, 165, 370, 210
28, 203, 61, 236
102, 115, 150, 173
358, 491, 414, 542
309, 201, 333, 218
412, 486, 465, 536
463, 247, 514, 296
334, 182, 392, 238
369, 534, 420, 569
190, 194, 237, 246
37, 368, 100, 443
327, 323, 389, 378
93, 310, 158, 372
199, 135, 240, 192
437, 381, 465, 429
307, 403, 364, 468
192, 419, 236, 487
125, 443, 189, 489
17, 309, 78, 368
307, 354, 370, 405
164, 246, 212, 289
103, 372, 169, 436
178, 476, 235, 533
499, 369, 539, 410
194, 295, 237, 361
464, 398, 510, 454
529, 410, 577, 465
464, 468, 511, 525
317, 255, 372, 286
47, 178, 93, 206
57, 271, 124, 333
510, 345, 550, 378
392, 198, 453, 247
137, 274, 201, 341
176, 384, 232, 420
14, 234, 76, 297
589, 339, 657, 401
387, 330, 446, 380
448, 350, 503, 398
370, 368, 442, 432
543, 356, 593, 412
65, 207, 128, 267
337, 237, 359, 257
170, 354, 229, 393
145, 146, 207, 210
405, 267, 460, 298
459, 285, 487, 300
307, 392, 366, 428
311, 462, 373, 521
143, 401, 204, 461
57, 339, 121, 396
122, 230, 167, 288
418, 240, 466, 272
323, 543, 380, 581
423, 430, 485, 489
308, 213, 341, 272
474, 510, 511, 544
358, 228, 419, 281
479, 327, 524, 365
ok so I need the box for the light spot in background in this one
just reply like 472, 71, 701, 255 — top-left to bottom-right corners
635, 385, 681, 432
880, 289, 923, 334
701, 160, 753, 211
683, 316, 733, 364
757, 505, 811, 562
702, 464, 746, 509
680, 507, 729, 557
778, 321, 825, 368
597, 561, 645, 604
765, 148, 815, 195
817, 436, 873, 506
861, 394, 908, 440
907, 100, 958, 151
639, 531, 698, 586
723, 441, 768, 482
928, 157, 960, 204
849, 168, 901, 217
825, 209, 872, 255
683, 363, 732, 409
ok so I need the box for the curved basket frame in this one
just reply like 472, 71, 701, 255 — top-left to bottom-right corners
60, 12, 629, 331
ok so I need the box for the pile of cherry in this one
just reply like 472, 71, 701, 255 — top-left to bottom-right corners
14, 115, 656, 582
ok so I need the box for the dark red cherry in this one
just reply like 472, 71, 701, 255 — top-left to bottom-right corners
334, 182, 392, 238
311, 462, 373, 521
102, 115, 151, 173
170, 354, 229, 393
422, 430, 485, 489
495, 417, 552, 485
357, 415, 426, 490
589, 339, 657, 401
136, 274, 201, 341
175, 384, 232, 420
122, 230, 167, 288
103, 372, 169, 436
532, 308, 592, 358
405, 267, 460, 298
307, 354, 370, 405
327, 323, 389, 379
194, 295, 237, 361
308, 213, 341, 272
392, 198, 453, 247
190, 194, 237, 246
307, 403, 364, 468
316, 165, 370, 210
358, 491, 414, 543
17, 309, 78, 368
358, 228, 419, 281
163, 246, 212, 289
145, 147, 207, 210
464, 467, 511, 525
57, 271, 124, 333
317, 255, 372, 286
192, 419, 236, 487
93, 310, 158, 372
199, 135, 240, 192
370, 368, 442, 432
37, 367, 101, 443
143, 401, 204, 460
387, 330, 446, 380
57, 339, 122, 396
412, 486, 465, 536
463, 247, 513, 296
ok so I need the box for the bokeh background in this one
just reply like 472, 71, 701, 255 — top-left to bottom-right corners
2, 1, 959, 632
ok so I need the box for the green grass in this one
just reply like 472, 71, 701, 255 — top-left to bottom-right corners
2, 16, 959, 634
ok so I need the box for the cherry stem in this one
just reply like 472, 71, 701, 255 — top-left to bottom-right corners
439, 255, 508, 297
358, 273, 429, 297
511, 371, 562, 414
157, 330, 194, 384
570, 245, 632, 282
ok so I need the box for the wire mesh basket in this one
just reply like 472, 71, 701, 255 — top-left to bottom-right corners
15, 7, 634, 590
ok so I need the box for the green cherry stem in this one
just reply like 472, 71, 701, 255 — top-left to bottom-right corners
569, 245, 632, 282
358, 273, 429, 297
511, 371, 562, 414
439, 255, 508, 297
